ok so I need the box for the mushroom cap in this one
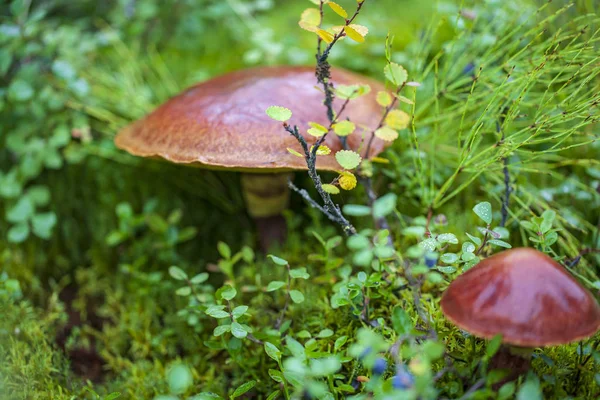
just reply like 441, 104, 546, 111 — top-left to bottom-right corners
440, 247, 600, 347
114, 65, 389, 172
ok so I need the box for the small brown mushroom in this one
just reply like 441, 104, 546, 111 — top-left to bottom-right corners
115, 66, 388, 250
441, 247, 600, 381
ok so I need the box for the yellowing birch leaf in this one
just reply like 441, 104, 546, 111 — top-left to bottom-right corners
338, 171, 357, 190
376, 91, 392, 107
332, 120, 355, 137
287, 148, 304, 158
344, 25, 364, 43
316, 29, 335, 43
328, 2, 348, 18
385, 109, 410, 130
298, 8, 321, 32
375, 126, 398, 142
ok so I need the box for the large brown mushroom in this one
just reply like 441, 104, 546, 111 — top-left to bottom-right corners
115, 66, 388, 250
441, 247, 600, 379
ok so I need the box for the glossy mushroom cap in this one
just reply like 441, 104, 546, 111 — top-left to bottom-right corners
441, 247, 600, 347
115, 66, 388, 172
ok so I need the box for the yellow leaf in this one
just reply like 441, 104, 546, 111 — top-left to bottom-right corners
328, 2, 348, 18
385, 109, 410, 130
376, 91, 392, 107
338, 171, 357, 190
349, 24, 368, 36
344, 25, 364, 43
299, 8, 321, 32
375, 126, 399, 142
316, 29, 335, 44
322, 184, 340, 195
287, 148, 304, 158
309, 122, 328, 133
311, 145, 332, 155
307, 127, 326, 137
371, 156, 390, 164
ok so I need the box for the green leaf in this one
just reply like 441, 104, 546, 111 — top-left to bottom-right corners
26, 185, 51, 206
517, 376, 542, 400
540, 209, 556, 233
486, 334, 503, 359
498, 382, 516, 400
383, 63, 408, 86
334, 84, 371, 100
176, 287, 191, 296
318, 329, 334, 338
332, 120, 355, 137
8, 79, 34, 102
167, 364, 193, 395
437, 265, 457, 274
266, 390, 281, 400
231, 380, 256, 399
268, 369, 285, 383
168, 266, 188, 280
6, 197, 34, 223
266, 281, 286, 292
422, 340, 445, 360
264, 342, 282, 362
289, 268, 310, 279
268, 254, 288, 265
335, 150, 362, 170
217, 241, 231, 259
205, 305, 230, 319
290, 290, 305, 304
334, 336, 348, 351
31, 212, 57, 239
342, 204, 371, 216
8, 223, 29, 243
440, 253, 458, 264
373, 193, 397, 219
437, 233, 458, 244
310, 357, 341, 376
231, 322, 248, 339
488, 239, 512, 248
473, 202, 492, 225
232, 305, 248, 319
322, 183, 340, 194
377, 91, 392, 107
266, 106, 292, 122
220, 286, 237, 301
465, 232, 482, 246
190, 273, 209, 284
392, 306, 413, 335
213, 324, 231, 336
419, 238, 437, 252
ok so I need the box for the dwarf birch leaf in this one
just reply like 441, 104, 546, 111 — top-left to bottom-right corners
338, 171, 357, 190
309, 122, 328, 133
311, 145, 331, 155
266, 106, 292, 121
344, 25, 364, 43
307, 127, 326, 137
334, 84, 370, 99
394, 94, 414, 105
371, 156, 390, 164
290, 290, 305, 304
322, 184, 340, 194
385, 109, 410, 130
328, 2, 348, 18
332, 120, 355, 136
335, 150, 362, 170
298, 8, 321, 32
376, 91, 392, 106
375, 126, 398, 142
384, 63, 408, 86
316, 29, 335, 43
287, 148, 304, 158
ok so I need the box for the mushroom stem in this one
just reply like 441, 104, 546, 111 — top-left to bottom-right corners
240, 172, 292, 251
489, 345, 533, 388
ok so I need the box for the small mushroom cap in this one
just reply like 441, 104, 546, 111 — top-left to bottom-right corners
440, 247, 600, 347
115, 66, 389, 172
